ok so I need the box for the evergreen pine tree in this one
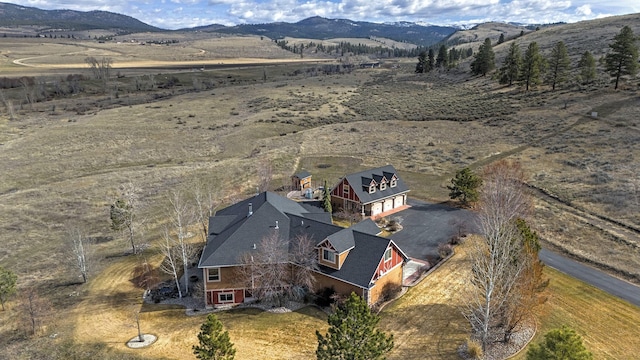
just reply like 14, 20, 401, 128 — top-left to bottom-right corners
498, 33, 505, 44
436, 44, 448, 68
447, 167, 482, 206
0, 266, 17, 311
316, 293, 393, 360
499, 42, 522, 86
193, 314, 236, 360
526, 326, 592, 360
470, 38, 495, 76
519, 42, 546, 91
428, 48, 436, 70
577, 51, 597, 84
604, 25, 638, 90
415, 51, 429, 73
546, 41, 571, 90
322, 179, 332, 214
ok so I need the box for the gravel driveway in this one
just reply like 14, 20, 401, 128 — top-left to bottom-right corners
388, 198, 478, 261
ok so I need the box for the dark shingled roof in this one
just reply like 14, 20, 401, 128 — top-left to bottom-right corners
198, 191, 405, 289
319, 231, 393, 288
340, 165, 410, 205
293, 170, 311, 179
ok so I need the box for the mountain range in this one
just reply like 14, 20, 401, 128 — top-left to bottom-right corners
0, 2, 455, 46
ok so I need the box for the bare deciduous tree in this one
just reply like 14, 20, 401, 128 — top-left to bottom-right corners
168, 190, 196, 296
159, 226, 184, 298
500, 219, 548, 343
464, 160, 532, 351
237, 230, 290, 305
18, 287, 51, 336
256, 160, 273, 193
289, 234, 319, 298
111, 183, 143, 255
67, 226, 92, 283
193, 181, 220, 243
84, 56, 112, 80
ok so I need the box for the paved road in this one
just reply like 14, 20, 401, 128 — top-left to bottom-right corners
391, 199, 640, 307
539, 248, 640, 307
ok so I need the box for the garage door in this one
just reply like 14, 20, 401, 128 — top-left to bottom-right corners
383, 199, 393, 212
371, 202, 383, 216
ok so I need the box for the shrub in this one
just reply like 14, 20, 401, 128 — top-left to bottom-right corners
315, 287, 336, 307
438, 243, 453, 259
466, 339, 483, 359
381, 282, 402, 302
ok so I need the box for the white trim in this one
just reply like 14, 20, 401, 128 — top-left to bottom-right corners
207, 267, 220, 282
217, 291, 235, 303
384, 247, 392, 262
322, 248, 336, 262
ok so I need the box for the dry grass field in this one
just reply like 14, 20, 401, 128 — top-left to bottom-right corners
0, 15, 639, 359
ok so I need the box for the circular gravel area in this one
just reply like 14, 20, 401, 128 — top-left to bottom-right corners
126, 334, 157, 348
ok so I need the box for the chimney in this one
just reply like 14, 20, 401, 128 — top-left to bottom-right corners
275, 220, 279, 230
301, 220, 304, 227
248, 203, 253, 217
252, 243, 257, 250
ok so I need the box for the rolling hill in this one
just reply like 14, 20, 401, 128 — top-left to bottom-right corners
207, 16, 456, 47
0, 2, 159, 33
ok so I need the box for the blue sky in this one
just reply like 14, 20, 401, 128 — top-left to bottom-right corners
10, 0, 640, 29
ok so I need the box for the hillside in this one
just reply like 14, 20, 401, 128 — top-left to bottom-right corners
205, 16, 456, 47
0, 2, 159, 33
445, 22, 529, 48
0, 11, 639, 360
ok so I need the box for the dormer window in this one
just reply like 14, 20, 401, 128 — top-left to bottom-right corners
369, 185, 376, 194
322, 249, 336, 263
380, 182, 387, 190
390, 179, 397, 188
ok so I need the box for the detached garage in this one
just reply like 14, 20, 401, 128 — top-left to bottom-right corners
330, 165, 410, 218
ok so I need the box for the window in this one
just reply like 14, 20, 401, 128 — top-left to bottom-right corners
380, 182, 387, 190
323, 249, 336, 263
384, 248, 392, 262
343, 185, 349, 197
390, 179, 397, 188
369, 185, 376, 194
208, 268, 220, 282
218, 292, 234, 303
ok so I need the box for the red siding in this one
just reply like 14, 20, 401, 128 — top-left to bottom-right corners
331, 178, 361, 203
375, 246, 404, 279
208, 289, 245, 306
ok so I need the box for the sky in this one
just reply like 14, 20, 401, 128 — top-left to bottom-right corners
8, 0, 640, 30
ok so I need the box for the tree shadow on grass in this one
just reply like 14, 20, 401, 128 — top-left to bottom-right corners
382, 303, 469, 360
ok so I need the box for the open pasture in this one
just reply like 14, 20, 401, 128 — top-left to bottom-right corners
0, 17, 639, 358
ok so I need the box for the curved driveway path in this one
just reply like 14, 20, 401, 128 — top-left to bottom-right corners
392, 199, 640, 308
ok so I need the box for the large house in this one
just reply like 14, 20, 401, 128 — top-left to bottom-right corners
330, 165, 410, 218
197, 191, 408, 308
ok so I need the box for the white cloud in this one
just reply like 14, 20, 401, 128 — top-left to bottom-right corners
6, 0, 640, 29
576, 4, 592, 16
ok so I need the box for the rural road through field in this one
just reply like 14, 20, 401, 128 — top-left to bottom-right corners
539, 248, 640, 307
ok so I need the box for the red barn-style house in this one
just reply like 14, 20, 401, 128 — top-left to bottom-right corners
330, 165, 410, 218
197, 191, 408, 308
